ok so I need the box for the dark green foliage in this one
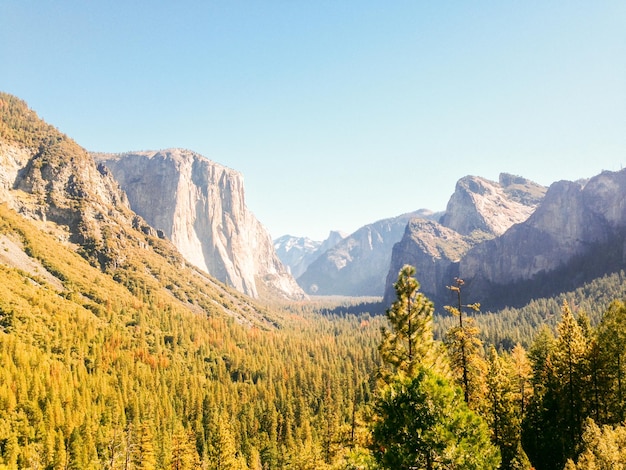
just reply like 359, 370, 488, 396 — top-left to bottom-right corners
372, 266, 499, 469
434, 271, 626, 350
521, 300, 626, 470
371, 369, 500, 470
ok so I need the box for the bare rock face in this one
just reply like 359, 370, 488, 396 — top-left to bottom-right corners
94, 149, 305, 300
459, 170, 626, 306
383, 219, 472, 306
383, 174, 546, 307
440, 174, 546, 237
297, 211, 431, 296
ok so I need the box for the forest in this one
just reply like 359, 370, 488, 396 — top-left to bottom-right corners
2, 197, 626, 469
3, 92, 626, 469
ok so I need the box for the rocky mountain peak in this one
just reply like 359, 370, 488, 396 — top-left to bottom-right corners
440, 174, 546, 237
274, 230, 347, 279
95, 149, 305, 300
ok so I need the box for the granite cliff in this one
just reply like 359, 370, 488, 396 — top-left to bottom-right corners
384, 174, 546, 306
459, 170, 626, 308
94, 149, 305, 300
297, 210, 438, 296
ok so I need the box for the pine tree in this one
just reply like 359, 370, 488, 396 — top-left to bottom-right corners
371, 369, 500, 470
486, 346, 531, 470
565, 418, 626, 468
133, 421, 157, 470
510, 343, 532, 425
207, 412, 242, 470
596, 300, 626, 423
553, 301, 589, 459
379, 265, 435, 379
522, 325, 561, 470
444, 278, 486, 409
372, 266, 500, 470
170, 423, 200, 470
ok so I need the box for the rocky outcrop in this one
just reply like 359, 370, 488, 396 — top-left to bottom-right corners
459, 170, 626, 307
94, 149, 305, 300
297, 211, 432, 296
383, 219, 472, 305
274, 231, 346, 279
384, 174, 546, 307
440, 174, 546, 237
0, 93, 151, 271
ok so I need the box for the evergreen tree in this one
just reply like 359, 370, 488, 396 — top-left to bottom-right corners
207, 412, 243, 470
134, 421, 157, 470
510, 343, 532, 425
170, 423, 200, 470
552, 301, 588, 459
522, 325, 562, 470
485, 346, 530, 470
523, 303, 591, 470
372, 266, 499, 470
444, 278, 486, 409
565, 418, 626, 469
596, 300, 626, 423
379, 265, 436, 379
371, 368, 500, 470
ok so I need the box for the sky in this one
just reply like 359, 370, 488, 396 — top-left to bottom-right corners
2, 1, 625, 240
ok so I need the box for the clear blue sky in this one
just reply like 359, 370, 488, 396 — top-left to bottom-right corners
2, 1, 625, 240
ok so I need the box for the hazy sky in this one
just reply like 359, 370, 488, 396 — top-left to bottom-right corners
2, 1, 625, 240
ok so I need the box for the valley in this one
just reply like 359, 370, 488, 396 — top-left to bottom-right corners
2, 92, 626, 469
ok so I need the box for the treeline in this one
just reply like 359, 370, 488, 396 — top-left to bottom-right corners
0, 204, 383, 469
434, 270, 626, 349
371, 266, 626, 469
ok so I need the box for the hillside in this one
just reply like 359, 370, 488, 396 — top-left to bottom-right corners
0, 93, 382, 469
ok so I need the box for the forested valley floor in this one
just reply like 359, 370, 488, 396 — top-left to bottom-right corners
3, 196, 626, 469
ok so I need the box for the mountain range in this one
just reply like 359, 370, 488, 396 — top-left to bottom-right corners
3, 91, 626, 314
294, 210, 440, 296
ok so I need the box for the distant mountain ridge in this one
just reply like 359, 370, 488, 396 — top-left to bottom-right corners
94, 149, 305, 300
274, 231, 346, 279
296, 210, 439, 296
458, 170, 626, 308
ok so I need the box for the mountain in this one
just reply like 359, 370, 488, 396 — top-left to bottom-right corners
459, 169, 626, 308
297, 210, 438, 296
274, 230, 346, 278
440, 173, 546, 237
93, 149, 305, 300
0, 93, 382, 470
384, 174, 547, 306
0, 92, 274, 324
0, 93, 161, 272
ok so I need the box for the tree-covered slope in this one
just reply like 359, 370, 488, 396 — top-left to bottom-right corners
0, 93, 383, 469
0, 202, 381, 469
